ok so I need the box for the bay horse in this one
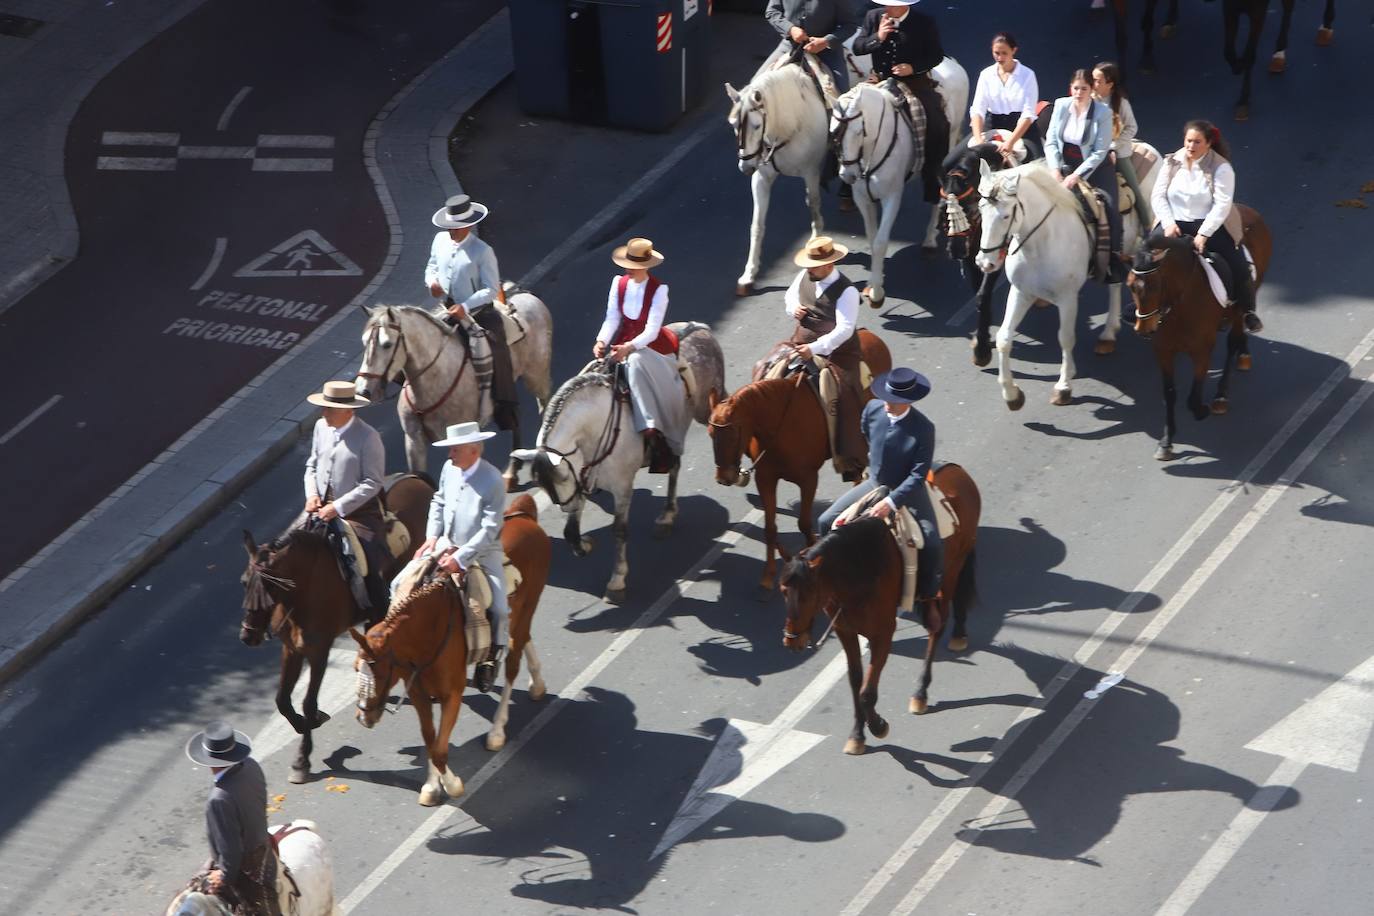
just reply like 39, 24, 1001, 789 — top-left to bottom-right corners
239, 474, 434, 784
1128, 204, 1272, 460
511, 322, 725, 603
707, 330, 891, 594
353, 297, 553, 487
166, 819, 336, 916
778, 464, 981, 755
726, 59, 832, 297
828, 60, 970, 308
351, 493, 551, 806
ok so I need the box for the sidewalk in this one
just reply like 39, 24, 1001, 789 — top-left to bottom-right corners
0, 8, 515, 682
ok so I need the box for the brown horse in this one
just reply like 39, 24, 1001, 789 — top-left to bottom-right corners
351, 492, 551, 806
239, 474, 434, 784
708, 330, 891, 594
1128, 204, 1272, 461
778, 464, 981, 755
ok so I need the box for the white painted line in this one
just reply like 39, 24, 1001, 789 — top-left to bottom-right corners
0, 689, 38, 731
252, 158, 334, 172
189, 237, 227, 291
216, 86, 252, 131
945, 287, 984, 327
0, 395, 63, 447
338, 508, 765, 913
518, 112, 719, 289
100, 131, 179, 146
888, 360, 1374, 916
178, 145, 255, 159
841, 325, 1374, 916
96, 156, 176, 171
257, 134, 335, 148
0, 257, 54, 301
233, 229, 362, 278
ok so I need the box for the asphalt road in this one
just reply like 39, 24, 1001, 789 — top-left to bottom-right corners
0, 0, 502, 579
3, 4, 1373, 915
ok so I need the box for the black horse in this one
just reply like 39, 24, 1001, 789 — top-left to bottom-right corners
939, 142, 1015, 368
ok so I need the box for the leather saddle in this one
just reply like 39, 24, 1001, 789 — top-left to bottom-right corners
833, 476, 959, 612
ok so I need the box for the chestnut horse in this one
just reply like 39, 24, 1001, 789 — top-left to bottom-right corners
708, 330, 891, 594
239, 473, 434, 784
1127, 204, 1272, 460
778, 463, 981, 755
351, 492, 550, 806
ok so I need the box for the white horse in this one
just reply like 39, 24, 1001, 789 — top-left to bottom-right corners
166, 820, 337, 916
829, 58, 969, 307
354, 290, 552, 484
726, 58, 832, 296
973, 150, 1160, 409
512, 323, 724, 603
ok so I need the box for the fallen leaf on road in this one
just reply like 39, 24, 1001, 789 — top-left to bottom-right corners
266, 805, 281, 814
1361, 181, 1374, 193
325, 784, 350, 794
272, 794, 286, 803
1335, 198, 1368, 209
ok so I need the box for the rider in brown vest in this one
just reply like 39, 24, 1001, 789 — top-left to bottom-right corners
784, 236, 867, 481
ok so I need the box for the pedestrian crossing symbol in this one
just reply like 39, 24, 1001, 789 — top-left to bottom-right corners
233, 230, 363, 278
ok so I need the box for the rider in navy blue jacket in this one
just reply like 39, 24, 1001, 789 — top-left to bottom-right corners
819, 367, 943, 600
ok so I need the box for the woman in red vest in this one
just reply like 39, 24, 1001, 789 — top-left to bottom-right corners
593, 237, 690, 473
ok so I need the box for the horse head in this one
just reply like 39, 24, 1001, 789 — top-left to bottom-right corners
726, 81, 768, 176
1128, 241, 1175, 337
939, 144, 1000, 261
779, 548, 824, 651
706, 389, 751, 488
349, 625, 393, 729
355, 305, 407, 402
974, 160, 1023, 274
239, 530, 296, 647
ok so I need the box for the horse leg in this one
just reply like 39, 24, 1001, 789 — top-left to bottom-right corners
921, 201, 942, 251
604, 488, 633, 604
797, 469, 818, 549
564, 495, 593, 557
804, 165, 825, 239
523, 641, 548, 700
1140, 0, 1159, 72
1317, 0, 1335, 44
912, 600, 946, 715
1111, 0, 1129, 69
971, 268, 997, 367
1187, 346, 1212, 421
400, 406, 427, 474
275, 648, 307, 737
1212, 326, 1245, 414
864, 192, 901, 308
838, 630, 869, 755
1164, 0, 1180, 35
1156, 350, 1179, 460
757, 470, 782, 596
1223, 0, 1242, 74
289, 646, 331, 784
653, 460, 680, 538
430, 692, 465, 800
1050, 297, 1080, 406
737, 169, 774, 295
863, 631, 892, 737
503, 417, 524, 492
996, 287, 1034, 410
1270, 0, 1294, 71
487, 631, 530, 751
410, 692, 443, 806
1097, 284, 1123, 355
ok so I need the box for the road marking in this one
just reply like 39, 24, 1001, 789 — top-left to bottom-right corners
251, 647, 360, 761
518, 111, 719, 289
338, 508, 765, 913
0, 395, 62, 446
1157, 652, 1374, 915
252, 157, 335, 172
190, 237, 227, 291
233, 230, 363, 278
216, 86, 253, 131
95, 134, 335, 171
178, 144, 255, 159
841, 326, 1374, 916
100, 131, 179, 145
887, 358, 1374, 916
0, 688, 38, 731
257, 134, 334, 149
96, 156, 176, 171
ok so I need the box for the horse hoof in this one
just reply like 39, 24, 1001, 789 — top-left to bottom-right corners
948, 635, 969, 652
754, 583, 775, 602
843, 738, 866, 756
870, 718, 890, 740
485, 733, 506, 752
1237, 354, 1253, 372
1154, 446, 1177, 462
418, 785, 442, 807
1094, 338, 1117, 356
311, 709, 331, 728
571, 536, 594, 557
288, 767, 309, 785
1159, 23, 1176, 39
441, 774, 466, 798
1006, 389, 1026, 412
1316, 27, 1333, 47
838, 196, 857, 213
735, 283, 753, 297
971, 340, 992, 367
503, 474, 517, 494
604, 587, 627, 605
529, 682, 548, 701
1268, 54, 1286, 74
1192, 406, 1211, 421
921, 244, 939, 260
1234, 105, 1249, 123
1051, 388, 1073, 407
652, 522, 673, 540
1211, 398, 1230, 416
865, 290, 884, 310
909, 696, 929, 715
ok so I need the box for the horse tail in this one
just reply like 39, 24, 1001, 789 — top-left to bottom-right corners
952, 545, 978, 620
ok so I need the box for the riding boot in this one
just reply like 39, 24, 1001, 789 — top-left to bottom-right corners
474, 645, 505, 694
645, 430, 676, 474
910, 79, 950, 205
473, 304, 519, 430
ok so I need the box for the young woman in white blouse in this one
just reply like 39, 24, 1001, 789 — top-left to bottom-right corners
1044, 69, 1124, 281
593, 237, 691, 471
969, 32, 1043, 162
1149, 121, 1261, 332
1092, 61, 1152, 229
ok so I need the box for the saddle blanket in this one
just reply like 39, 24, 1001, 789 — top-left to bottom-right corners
1198, 246, 1258, 307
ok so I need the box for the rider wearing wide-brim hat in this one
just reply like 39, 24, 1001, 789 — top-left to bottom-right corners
424, 194, 519, 429
781, 236, 867, 481
819, 366, 944, 601
593, 238, 691, 475
185, 721, 282, 915
303, 379, 389, 615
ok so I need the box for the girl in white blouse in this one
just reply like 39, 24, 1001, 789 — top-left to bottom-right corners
969, 32, 1043, 162
1149, 121, 1260, 331
1092, 61, 1152, 229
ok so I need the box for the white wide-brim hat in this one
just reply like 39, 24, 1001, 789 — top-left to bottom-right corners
433, 421, 497, 447
432, 194, 489, 229
306, 380, 371, 409
871, 0, 921, 6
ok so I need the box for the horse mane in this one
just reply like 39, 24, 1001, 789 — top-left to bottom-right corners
780, 517, 893, 606
384, 303, 453, 334
538, 370, 613, 441
725, 377, 793, 423
1002, 161, 1082, 220
747, 65, 823, 142
372, 578, 450, 644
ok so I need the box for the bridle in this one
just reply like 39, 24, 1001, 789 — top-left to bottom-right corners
781, 551, 843, 651
831, 91, 903, 202
735, 98, 788, 168
356, 588, 459, 717
1127, 257, 1168, 324
538, 370, 629, 507
978, 182, 1054, 260
241, 555, 300, 642
356, 318, 408, 401
708, 372, 804, 486
357, 314, 468, 417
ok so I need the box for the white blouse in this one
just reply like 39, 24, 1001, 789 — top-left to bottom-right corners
1152, 153, 1235, 239
1062, 103, 1089, 146
970, 61, 1039, 123
597, 276, 669, 351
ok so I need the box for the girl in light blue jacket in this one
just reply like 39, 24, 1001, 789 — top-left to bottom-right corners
1044, 69, 1123, 281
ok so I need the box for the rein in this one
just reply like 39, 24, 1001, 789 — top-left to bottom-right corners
356, 319, 405, 401
359, 589, 460, 717
710, 373, 804, 484
540, 370, 628, 506
737, 103, 788, 168
979, 195, 1055, 259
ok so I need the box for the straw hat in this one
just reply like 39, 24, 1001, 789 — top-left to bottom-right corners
306, 380, 371, 409
432, 194, 489, 229
433, 421, 497, 447
793, 236, 848, 268
612, 237, 664, 270
185, 720, 253, 767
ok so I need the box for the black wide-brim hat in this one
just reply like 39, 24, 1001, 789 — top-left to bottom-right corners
870, 367, 932, 403
185, 720, 253, 767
